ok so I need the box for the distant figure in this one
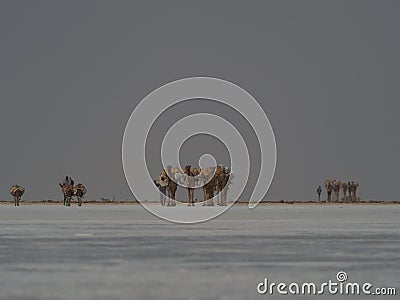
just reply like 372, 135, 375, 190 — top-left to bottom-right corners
317, 186, 322, 201
216, 166, 231, 206
74, 183, 87, 206
350, 181, 360, 202
332, 180, 341, 202
165, 166, 177, 206
9, 185, 25, 206
63, 176, 71, 186
342, 182, 348, 202
183, 165, 195, 206
327, 185, 332, 202
154, 175, 168, 206
60, 176, 74, 206
353, 182, 359, 201
59, 183, 74, 206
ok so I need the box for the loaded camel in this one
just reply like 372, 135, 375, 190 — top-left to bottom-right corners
59, 181, 87, 206
74, 183, 87, 206
333, 180, 341, 202
342, 182, 348, 202
183, 165, 195, 206
165, 166, 177, 206
59, 183, 74, 206
9, 185, 25, 206
323, 179, 360, 203
215, 166, 232, 206
157, 164, 233, 206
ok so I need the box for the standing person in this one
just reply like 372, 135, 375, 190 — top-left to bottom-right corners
317, 186, 322, 201
154, 176, 168, 206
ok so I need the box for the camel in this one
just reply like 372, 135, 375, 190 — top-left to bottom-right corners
199, 167, 216, 206
198, 168, 210, 205
9, 185, 25, 206
74, 183, 87, 206
204, 172, 217, 206
349, 181, 360, 202
324, 180, 331, 190
155, 164, 234, 206
191, 167, 201, 182
59, 183, 74, 206
183, 165, 195, 206
342, 182, 348, 202
324, 179, 341, 202
353, 182, 359, 202
323, 180, 360, 203
165, 166, 177, 206
333, 180, 341, 202
347, 181, 354, 202
174, 169, 185, 186
215, 166, 231, 206
324, 180, 333, 202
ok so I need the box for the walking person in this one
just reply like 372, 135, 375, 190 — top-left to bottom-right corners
317, 186, 322, 201
154, 175, 168, 206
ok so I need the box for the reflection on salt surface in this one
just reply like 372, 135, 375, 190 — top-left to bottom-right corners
0, 205, 399, 300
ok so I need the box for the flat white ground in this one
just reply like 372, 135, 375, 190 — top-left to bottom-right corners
0, 205, 399, 300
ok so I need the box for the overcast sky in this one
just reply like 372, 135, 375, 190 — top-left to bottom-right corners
0, 0, 399, 201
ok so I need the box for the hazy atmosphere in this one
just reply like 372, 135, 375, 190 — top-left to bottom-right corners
1, 0, 399, 201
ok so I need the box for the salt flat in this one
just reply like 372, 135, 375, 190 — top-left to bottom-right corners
0, 205, 399, 300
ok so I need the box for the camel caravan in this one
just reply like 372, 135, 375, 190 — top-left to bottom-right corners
58, 176, 87, 206
322, 179, 360, 203
8, 178, 86, 207
154, 164, 233, 206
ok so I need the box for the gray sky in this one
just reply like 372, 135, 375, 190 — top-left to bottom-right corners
0, 0, 399, 201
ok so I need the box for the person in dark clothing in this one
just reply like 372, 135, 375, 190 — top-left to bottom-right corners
63, 176, 70, 186
317, 186, 322, 201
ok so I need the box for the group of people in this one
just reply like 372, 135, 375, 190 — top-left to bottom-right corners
317, 180, 360, 203
154, 164, 233, 206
